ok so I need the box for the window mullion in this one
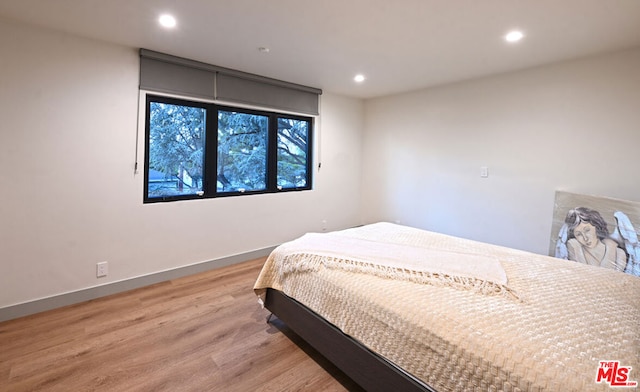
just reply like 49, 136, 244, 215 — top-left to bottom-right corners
204, 104, 218, 198
267, 114, 279, 192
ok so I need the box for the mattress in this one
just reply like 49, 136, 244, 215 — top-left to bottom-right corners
254, 223, 640, 391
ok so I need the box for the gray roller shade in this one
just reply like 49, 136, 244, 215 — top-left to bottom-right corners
139, 49, 321, 115
139, 56, 216, 99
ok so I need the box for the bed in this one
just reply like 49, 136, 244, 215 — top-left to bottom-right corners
254, 222, 640, 391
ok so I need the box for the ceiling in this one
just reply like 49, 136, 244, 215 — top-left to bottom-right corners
1, 0, 640, 99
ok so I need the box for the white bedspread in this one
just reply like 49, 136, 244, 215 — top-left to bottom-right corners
255, 222, 640, 392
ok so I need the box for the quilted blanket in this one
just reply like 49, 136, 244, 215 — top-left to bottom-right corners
254, 222, 640, 391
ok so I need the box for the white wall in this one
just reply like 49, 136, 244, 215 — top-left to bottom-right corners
361, 48, 640, 254
4, 15, 638, 311
0, 19, 363, 309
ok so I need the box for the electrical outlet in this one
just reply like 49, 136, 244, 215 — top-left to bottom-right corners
96, 261, 108, 278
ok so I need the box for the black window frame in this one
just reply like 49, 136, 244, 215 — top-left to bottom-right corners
144, 94, 313, 203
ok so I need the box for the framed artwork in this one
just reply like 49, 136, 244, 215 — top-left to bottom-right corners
549, 191, 640, 277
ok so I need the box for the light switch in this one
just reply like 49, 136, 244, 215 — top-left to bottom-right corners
480, 166, 489, 178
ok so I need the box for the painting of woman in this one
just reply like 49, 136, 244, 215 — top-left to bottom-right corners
551, 191, 640, 277
563, 207, 627, 272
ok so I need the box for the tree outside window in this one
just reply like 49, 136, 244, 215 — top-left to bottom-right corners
147, 102, 205, 198
144, 95, 312, 202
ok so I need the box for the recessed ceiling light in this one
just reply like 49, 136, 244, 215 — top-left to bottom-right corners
159, 14, 177, 28
258, 47, 270, 53
354, 74, 365, 83
504, 30, 524, 43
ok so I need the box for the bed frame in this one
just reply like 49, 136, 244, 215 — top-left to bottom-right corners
264, 288, 435, 392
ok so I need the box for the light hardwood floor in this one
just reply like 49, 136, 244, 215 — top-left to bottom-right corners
0, 258, 364, 392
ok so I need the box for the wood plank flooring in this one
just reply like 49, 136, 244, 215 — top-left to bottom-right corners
0, 258, 364, 392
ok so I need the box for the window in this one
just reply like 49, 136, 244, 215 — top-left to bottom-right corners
147, 100, 206, 199
217, 110, 268, 193
277, 118, 310, 189
144, 95, 312, 202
